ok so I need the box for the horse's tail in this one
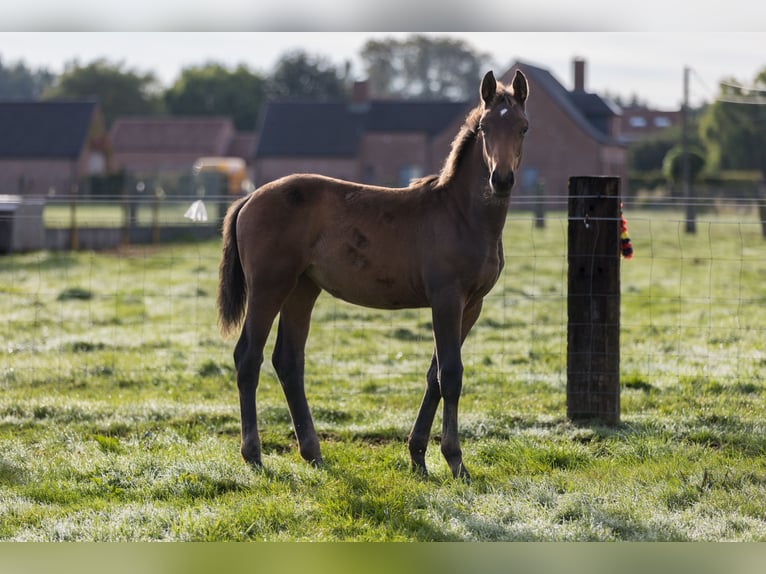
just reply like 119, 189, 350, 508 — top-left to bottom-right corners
217, 196, 249, 338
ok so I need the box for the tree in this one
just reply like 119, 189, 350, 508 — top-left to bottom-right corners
268, 50, 349, 101
699, 69, 766, 178
662, 145, 706, 184
164, 63, 268, 130
360, 34, 492, 101
629, 130, 679, 173
43, 59, 163, 126
0, 56, 55, 99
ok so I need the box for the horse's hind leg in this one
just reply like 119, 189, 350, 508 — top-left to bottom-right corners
272, 275, 323, 465
235, 291, 284, 467
408, 354, 440, 476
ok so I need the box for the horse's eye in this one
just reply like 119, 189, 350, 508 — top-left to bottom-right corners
478, 123, 487, 134
522, 126, 529, 136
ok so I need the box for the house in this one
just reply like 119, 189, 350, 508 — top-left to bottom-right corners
109, 116, 258, 199
110, 116, 243, 173
253, 84, 468, 188
618, 104, 682, 143
503, 59, 628, 205
0, 100, 108, 197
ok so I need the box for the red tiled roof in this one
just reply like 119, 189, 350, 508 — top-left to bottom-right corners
109, 117, 234, 155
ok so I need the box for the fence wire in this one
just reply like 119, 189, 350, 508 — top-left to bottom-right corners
1, 195, 765, 403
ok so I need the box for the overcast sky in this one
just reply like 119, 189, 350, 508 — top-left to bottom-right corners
1, 2, 764, 110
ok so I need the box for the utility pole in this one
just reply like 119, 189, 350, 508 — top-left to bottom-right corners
682, 65, 696, 233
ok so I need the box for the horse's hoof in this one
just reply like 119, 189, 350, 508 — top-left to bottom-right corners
242, 450, 263, 468
310, 456, 324, 468
453, 463, 471, 483
411, 461, 429, 478
246, 461, 264, 472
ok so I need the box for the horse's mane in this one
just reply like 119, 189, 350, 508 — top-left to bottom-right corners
436, 104, 483, 187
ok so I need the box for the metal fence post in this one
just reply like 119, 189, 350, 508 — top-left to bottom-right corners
567, 176, 621, 424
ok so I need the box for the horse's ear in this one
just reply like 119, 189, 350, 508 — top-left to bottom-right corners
481, 70, 497, 105
512, 70, 529, 106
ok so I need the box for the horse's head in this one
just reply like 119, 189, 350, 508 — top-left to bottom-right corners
477, 70, 529, 198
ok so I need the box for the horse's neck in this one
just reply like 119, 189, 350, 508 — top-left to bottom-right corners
445, 137, 510, 240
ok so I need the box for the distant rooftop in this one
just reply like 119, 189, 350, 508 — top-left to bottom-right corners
513, 60, 622, 146
110, 116, 235, 156
0, 100, 97, 159
255, 99, 468, 158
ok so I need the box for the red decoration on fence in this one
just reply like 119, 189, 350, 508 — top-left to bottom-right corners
620, 203, 634, 260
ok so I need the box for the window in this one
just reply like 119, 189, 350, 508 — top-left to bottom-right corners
653, 116, 672, 128
629, 116, 647, 128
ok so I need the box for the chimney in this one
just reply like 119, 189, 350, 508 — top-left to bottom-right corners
352, 80, 370, 104
573, 58, 586, 92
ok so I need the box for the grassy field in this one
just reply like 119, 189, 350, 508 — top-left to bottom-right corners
1, 209, 765, 541
43, 199, 224, 228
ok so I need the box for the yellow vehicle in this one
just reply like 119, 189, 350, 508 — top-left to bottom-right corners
192, 157, 253, 196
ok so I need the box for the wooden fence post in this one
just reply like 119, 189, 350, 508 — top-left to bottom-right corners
534, 181, 546, 229
567, 176, 621, 424
121, 178, 130, 246
69, 182, 79, 251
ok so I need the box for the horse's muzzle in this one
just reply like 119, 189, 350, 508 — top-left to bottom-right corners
490, 169, 515, 197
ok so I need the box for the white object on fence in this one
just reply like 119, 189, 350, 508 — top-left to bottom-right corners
184, 200, 208, 222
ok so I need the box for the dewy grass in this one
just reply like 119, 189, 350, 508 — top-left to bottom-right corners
1, 210, 766, 540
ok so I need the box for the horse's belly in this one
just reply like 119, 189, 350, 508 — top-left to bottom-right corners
305, 264, 426, 310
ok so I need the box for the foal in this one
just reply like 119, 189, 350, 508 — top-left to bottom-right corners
218, 70, 529, 480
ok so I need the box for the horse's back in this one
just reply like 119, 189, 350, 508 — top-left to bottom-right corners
236, 173, 435, 308
241, 172, 432, 234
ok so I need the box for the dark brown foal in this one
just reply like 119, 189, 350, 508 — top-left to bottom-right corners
218, 69, 529, 480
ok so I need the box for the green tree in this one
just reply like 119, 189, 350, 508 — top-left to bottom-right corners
699, 69, 766, 178
628, 120, 706, 174
268, 50, 349, 101
43, 59, 163, 126
0, 56, 55, 99
164, 63, 267, 130
629, 130, 679, 173
360, 34, 492, 101
662, 145, 706, 183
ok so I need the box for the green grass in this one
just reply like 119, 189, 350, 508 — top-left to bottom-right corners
1, 210, 766, 541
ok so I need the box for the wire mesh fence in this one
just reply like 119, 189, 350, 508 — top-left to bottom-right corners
1, 193, 765, 406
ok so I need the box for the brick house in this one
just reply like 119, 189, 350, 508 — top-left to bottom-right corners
503, 59, 628, 205
0, 100, 108, 197
618, 105, 682, 143
109, 116, 257, 174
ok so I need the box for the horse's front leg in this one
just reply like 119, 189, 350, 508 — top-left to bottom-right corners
430, 292, 470, 481
410, 298, 483, 479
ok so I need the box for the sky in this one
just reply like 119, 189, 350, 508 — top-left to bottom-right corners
0, 2, 764, 111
